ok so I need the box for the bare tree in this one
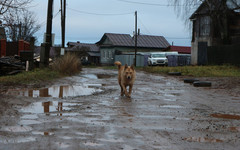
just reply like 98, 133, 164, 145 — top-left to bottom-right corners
169, 0, 240, 43
0, 0, 32, 16
3, 10, 41, 42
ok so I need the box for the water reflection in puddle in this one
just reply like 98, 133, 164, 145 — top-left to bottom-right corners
4, 84, 103, 98
21, 101, 75, 114
32, 131, 54, 136
81, 74, 115, 79
160, 105, 183, 109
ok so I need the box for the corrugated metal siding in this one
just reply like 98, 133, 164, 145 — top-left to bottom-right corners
167, 54, 191, 67
115, 54, 146, 67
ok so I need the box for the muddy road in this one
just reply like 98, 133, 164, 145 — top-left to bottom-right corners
0, 68, 240, 150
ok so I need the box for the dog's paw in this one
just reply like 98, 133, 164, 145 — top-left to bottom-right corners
125, 93, 131, 98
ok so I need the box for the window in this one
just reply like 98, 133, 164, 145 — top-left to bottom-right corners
199, 16, 210, 36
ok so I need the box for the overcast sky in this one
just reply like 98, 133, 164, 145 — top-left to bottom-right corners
30, 0, 193, 46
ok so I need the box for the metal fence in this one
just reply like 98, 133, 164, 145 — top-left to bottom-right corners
167, 54, 191, 67
115, 54, 147, 67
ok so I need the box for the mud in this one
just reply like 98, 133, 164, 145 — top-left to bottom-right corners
0, 68, 240, 150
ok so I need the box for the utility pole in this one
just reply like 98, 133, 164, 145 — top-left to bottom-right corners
40, 0, 54, 67
61, 0, 66, 49
134, 11, 137, 67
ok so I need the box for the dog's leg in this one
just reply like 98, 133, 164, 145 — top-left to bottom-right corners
120, 85, 124, 96
121, 83, 129, 97
128, 84, 133, 97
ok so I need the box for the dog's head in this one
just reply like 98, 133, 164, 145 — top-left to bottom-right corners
124, 64, 135, 80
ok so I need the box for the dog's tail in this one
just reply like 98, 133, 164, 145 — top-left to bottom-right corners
114, 61, 122, 69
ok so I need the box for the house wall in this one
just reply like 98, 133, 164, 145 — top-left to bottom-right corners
100, 47, 115, 65
191, 16, 212, 65
191, 37, 212, 65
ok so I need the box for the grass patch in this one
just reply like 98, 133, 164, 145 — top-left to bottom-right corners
142, 65, 240, 77
51, 53, 82, 75
0, 68, 61, 85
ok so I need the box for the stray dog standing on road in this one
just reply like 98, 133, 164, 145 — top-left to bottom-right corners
114, 61, 136, 98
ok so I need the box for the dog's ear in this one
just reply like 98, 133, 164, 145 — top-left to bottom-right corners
124, 64, 128, 70
131, 64, 135, 70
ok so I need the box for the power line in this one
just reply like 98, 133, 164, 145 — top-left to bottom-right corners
67, 7, 134, 16
116, 0, 183, 6
166, 37, 191, 39
138, 16, 152, 35
39, 10, 61, 27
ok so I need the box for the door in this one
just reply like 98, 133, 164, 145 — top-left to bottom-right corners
198, 42, 208, 65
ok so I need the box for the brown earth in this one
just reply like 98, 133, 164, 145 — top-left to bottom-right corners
0, 68, 239, 150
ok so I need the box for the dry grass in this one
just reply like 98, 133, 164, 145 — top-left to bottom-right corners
0, 68, 61, 84
51, 53, 82, 75
142, 65, 240, 77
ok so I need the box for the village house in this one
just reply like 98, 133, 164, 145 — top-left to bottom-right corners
190, 0, 240, 65
66, 41, 100, 65
96, 33, 170, 65
167, 46, 191, 54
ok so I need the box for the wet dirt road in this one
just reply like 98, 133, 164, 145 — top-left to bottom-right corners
0, 68, 240, 150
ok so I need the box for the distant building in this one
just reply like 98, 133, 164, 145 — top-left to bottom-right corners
167, 46, 191, 54
66, 42, 100, 65
96, 33, 170, 65
190, 0, 240, 65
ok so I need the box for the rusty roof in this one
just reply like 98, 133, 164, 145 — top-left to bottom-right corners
169, 46, 191, 54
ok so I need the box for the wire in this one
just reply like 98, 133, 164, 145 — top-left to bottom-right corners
39, 9, 61, 27
138, 17, 152, 35
166, 37, 191, 39
67, 7, 134, 16
116, 0, 182, 7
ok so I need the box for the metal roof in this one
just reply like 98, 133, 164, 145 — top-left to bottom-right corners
87, 52, 100, 57
97, 33, 170, 49
169, 46, 191, 54
66, 42, 99, 52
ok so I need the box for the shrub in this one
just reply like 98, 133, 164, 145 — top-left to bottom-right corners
51, 53, 82, 75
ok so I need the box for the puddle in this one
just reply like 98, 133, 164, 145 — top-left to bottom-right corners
84, 142, 103, 147
32, 131, 54, 136
1, 126, 32, 132
211, 113, 240, 120
81, 74, 114, 79
0, 137, 36, 144
97, 74, 115, 79
160, 105, 183, 109
19, 119, 42, 125
56, 142, 70, 149
139, 115, 190, 120
4, 84, 103, 98
21, 101, 75, 114
98, 138, 124, 143
184, 137, 223, 143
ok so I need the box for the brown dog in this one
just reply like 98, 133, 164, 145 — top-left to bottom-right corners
114, 61, 136, 98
